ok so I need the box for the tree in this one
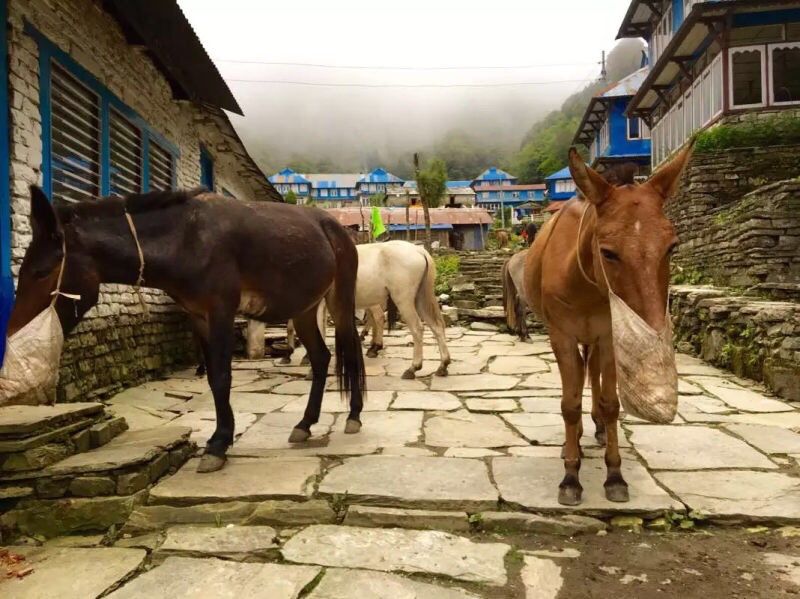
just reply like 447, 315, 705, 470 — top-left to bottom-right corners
414, 153, 448, 252
284, 189, 298, 205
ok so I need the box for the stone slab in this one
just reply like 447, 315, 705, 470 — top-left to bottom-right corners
723, 423, 800, 455
522, 556, 563, 599
43, 427, 192, 476
0, 418, 95, 452
106, 404, 178, 431
232, 413, 335, 452
156, 525, 278, 560
149, 457, 321, 505
425, 410, 527, 448
628, 425, 777, 470
430, 374, 518, 392
319, 412, 424, 455
477, 512, 606, 536
280, 391, 393, 413
107, 387, 186, 411
282, 525, 509, 586
503, 413, 630, 448
519, 371, 564, 389
489, 355, 550, 375
308, 568, 480, 599
183, 392, 296, 414
391, 391, 461, 411
344, 506, 469, 531
444, 447, 503, 458
244, 500, 337, 526
655, 470, 800, 523
688, 377, 794, 413
492, 456, 681, 517
0, 403, 104, 437
318, 455, 498, 510
465, 398, 518, 413
122, 502, 259, 534
0, 547, 145, 599
725, 412, 800, 429
107, 556, 320, 599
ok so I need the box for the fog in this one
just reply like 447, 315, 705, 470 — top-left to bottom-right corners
179, 0, 636, 174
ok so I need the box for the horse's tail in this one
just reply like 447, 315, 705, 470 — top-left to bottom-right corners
502, 259, 518, 333
321, 221, 366, 401
387, 297, 399, 331
414, 249, 446, 332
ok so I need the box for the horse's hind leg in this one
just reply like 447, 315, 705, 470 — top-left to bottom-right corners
598, 337, 628, 502
197, 307, 237, 473
588, 346, 606, 446
281, 320, 295, 365
550, 328, 585, 506
366, 305, 384, 358
517, 300, 530, 342
289, 306, 331, 443
396, 297, 424, 379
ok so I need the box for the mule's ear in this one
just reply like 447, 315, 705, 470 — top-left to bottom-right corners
29, 185, 60, 240
647, 139, 695, 200
568, 147, 612, 206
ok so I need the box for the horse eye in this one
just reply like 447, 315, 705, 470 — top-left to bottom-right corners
600, 248, 619, 262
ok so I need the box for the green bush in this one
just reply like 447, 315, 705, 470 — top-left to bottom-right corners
434, 254, 460, 295
695, 113, 800, 153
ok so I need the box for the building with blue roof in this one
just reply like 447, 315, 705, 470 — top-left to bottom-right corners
545, 166, 578, 202
471, 167, 517, 189
617, 0, 800, 168
306, 173, 360, 205
573, 66, 652, 175
268, 168, 312, 200
356, 167, 405, 203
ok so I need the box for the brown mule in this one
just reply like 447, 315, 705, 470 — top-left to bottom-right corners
8, 187, 366, 473
524, 143, 693, 505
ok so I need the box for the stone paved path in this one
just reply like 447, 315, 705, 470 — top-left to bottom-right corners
2, 326, 799, 598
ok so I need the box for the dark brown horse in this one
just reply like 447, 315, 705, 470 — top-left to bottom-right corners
9, 186, 366, 472
525, 144, 692, 505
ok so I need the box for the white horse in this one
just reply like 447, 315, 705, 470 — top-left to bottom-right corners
288, 240, 450, 379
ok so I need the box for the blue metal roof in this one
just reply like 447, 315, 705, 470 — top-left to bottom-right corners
357, 167, 404, 184
446, 180, 472, 188
387, 224, 452, 231
268, 168, 311, 185
544, 166, 574, 181
474, 167, 516, 182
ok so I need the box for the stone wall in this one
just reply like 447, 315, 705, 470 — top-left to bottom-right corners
671, 286, 800, 402
5, 0, 272, 400
667, 146, 800, 289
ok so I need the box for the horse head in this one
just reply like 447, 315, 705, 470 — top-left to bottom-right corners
568, 142, 693, 332
7, 186, 99, 337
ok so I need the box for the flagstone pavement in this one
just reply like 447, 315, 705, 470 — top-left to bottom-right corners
3, 326, 800, 598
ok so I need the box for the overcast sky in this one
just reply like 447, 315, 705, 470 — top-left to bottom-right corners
178, 0, 635, 169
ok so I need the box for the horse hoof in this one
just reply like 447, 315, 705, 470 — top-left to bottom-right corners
401, 369, 417, 380
366, 348, 379, 359
279, 356, 291, 365
435, 365, 449, 377
288, 427, 311, 443
300, 355, 310, 366
595, 431, 607, 447
558, 485, 583, 506
344, 419, 362, 434
195, 366, 206, 377
197, 453, 226, 473
605, 482, 630, 503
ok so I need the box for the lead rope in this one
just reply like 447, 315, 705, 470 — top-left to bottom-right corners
50, 238, 81, 311
124, 211, 150, 316
575, 202, 602, 290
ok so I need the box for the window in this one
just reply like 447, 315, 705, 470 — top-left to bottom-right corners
555, 180, 576, 194
31, 26, 179, 202
770, 43, 800, 104
730, 46, 766, 107
50, 62, 100, 203
321, 189, 329, 197
200, 145, 214, 192
109, 108, 142, 196
148, 141, 174, 191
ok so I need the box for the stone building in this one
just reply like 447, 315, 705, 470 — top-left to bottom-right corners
0, 0, 281, 401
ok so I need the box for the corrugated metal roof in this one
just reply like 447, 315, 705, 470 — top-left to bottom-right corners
446, 180, 473, 188
324, 207, 492, 228
597, 67, 649, 99
305, 173, 361, 189
474, 167, 516, 182
545, 166, 574, 181
573, 67, 649, 144
474, 184, 545, 192
268, 168, 312, 185
357, 168, 404, 184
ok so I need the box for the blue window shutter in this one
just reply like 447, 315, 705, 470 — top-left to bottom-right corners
148, 139, 174, 191
200, 145, 214, 191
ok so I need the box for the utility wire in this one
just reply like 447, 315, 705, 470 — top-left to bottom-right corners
216, 59, 598, 71
225, 78, 596, 88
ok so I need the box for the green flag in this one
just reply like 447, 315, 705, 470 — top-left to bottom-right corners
371, 207, 386, 240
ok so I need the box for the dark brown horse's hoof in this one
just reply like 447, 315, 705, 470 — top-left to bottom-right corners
604, 482, 630, 503
558, 485, 583, 506
435, 365, 449, 377
366, 347, 379, 359
288, 427, 311, 443
197, 453, 226, 473
344, 419, 362, 434
401, 368, 417, 380
595, 430, 607, 447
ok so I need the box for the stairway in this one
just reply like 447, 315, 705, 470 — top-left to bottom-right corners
449, 251, 514, 322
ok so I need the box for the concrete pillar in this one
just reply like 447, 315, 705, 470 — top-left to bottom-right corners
246, 320, 266, 359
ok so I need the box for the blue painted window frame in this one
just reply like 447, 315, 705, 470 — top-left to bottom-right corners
25, 22, 180, 199
200, 144, 214, 191
1, 0, 13, 367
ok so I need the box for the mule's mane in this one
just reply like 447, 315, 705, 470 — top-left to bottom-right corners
55, 187, 207, 221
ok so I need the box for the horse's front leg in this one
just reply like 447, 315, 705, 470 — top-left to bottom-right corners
588, 346, 606, 446
197, 307, 237, 473
550, 328, 585, 506
598, 337, 629, 502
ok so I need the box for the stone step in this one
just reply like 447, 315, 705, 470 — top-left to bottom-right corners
0, 426, 194, 502
459, 307, 506, 320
